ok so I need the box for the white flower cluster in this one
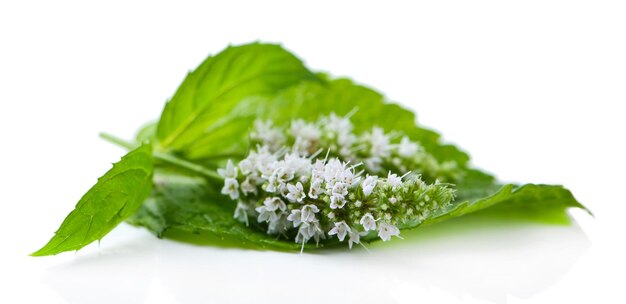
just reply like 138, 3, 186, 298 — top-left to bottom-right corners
250, 113, 463, 183
219, 140, 456, 250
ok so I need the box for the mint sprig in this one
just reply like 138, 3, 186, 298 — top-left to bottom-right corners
33, 42, 589, 255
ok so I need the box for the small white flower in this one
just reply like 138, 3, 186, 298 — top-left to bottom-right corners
341, 168, 361, 188
328, 221, 351, 242
274, 166, 295, 183
296, 220, 324, 245
348, 229, 361, 249
311, 221, 326, 244
360, 213, 377, 231
329, 194, 346, 209
221, 178, 239, 200
397, 136, 420, 158
368, 127, 392, 158
323, 158, 344, 183
362, 175, 378, 196
267, 212, 289, 234
264, 173, 280, 193
233, 201, 249, 226
301, 204, 320, 223
286, 182, 306, 203
311, 159, 326, 180
331, 182, 348, 197
240, 176, 257, 195
295, 225, 309, 244
378, 222, 400, 241
255, 205, 277, 223
279, 183, 289, 198
218, 160, 238, 179
386, 172, 403, 189
238, 158, 254, 175
308, 178, 323, 199
287, 209, 302, 227
263, 197, 286, 212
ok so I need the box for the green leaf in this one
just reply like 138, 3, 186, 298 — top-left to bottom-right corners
156, 42, 316, 154
32, 145, 154, 256
182, 115, 255, 161
126, 171, 309, 251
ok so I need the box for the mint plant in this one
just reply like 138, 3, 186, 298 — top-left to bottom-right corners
32, 43, 589, 256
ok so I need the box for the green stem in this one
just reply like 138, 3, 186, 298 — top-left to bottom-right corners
99, 132, 135, 150
153, 151, 223, 181
99, 132, 223, 182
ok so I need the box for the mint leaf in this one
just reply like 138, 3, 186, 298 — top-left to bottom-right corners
127, 171, 307, 250
156, 43, 316, 154
32, 145, 154, 256
182, 115, 255, 161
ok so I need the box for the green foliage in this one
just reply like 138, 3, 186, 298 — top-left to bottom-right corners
35, 42, 590, 255
32, 145, 154, 256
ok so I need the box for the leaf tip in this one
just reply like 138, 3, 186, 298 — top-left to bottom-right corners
29, 247, 51, 257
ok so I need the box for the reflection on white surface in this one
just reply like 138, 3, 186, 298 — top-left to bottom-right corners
42, 214, 590, 304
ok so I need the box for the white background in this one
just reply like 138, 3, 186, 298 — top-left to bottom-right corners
1, 1, 625, 303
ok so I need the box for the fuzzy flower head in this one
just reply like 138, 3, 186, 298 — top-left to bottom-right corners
250, 114, 463, 183
219, 114, 457, 249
